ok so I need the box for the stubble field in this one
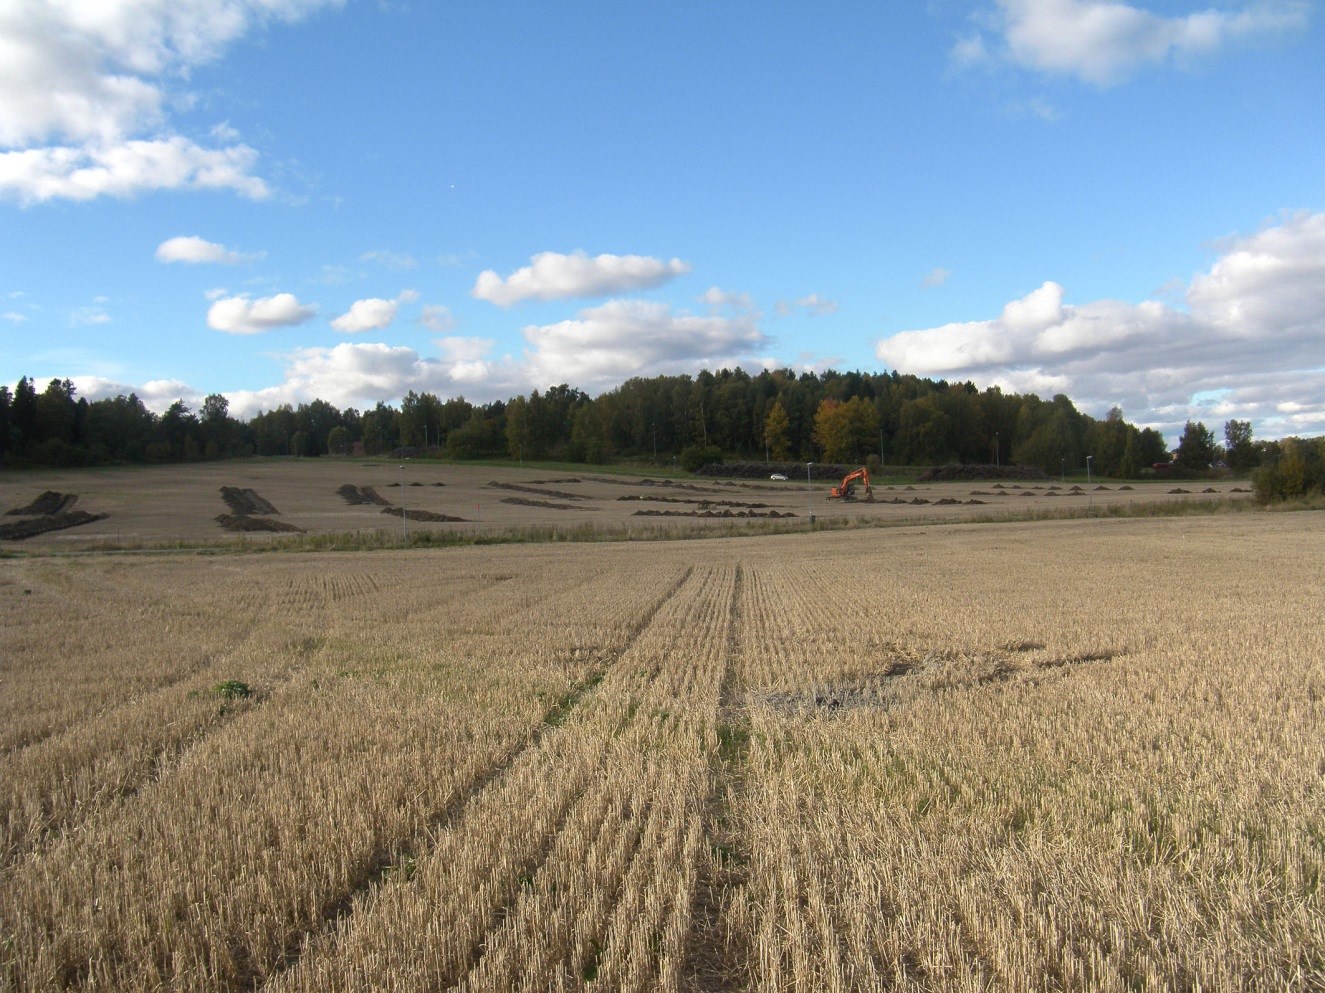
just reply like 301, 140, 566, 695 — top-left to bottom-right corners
1, 491, 1321, 990
0, 458, 1251, 547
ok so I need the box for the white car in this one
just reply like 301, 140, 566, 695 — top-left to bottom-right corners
769, 473, 788, 481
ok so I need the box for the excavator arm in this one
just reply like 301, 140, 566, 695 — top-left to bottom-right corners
828, 467, 873, 501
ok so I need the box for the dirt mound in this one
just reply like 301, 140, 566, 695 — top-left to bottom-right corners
337, 484, 391, 506
215, 514, 304, 533
380, 507, 468, 523
0, 511, 108, 541
5, 491, 78, 516
617, 495, 772, 509
487, 481, 588, 501
632, 508, 794, 519
220, 487, 279, 515
1168, 488, 1191, 494
501, 496, 583, 511
918, 464, 1049, 482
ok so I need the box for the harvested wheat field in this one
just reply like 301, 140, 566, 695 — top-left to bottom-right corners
2, 511, 1322, 991
0, 459, 1254, 546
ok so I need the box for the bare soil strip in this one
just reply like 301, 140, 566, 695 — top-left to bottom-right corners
617, 495, 773, 508
216, 514, 304, 533
0, 511, 108, 541
258, 567, 696, 990
378, 507, 468, 523
5, 491, 77, 516
220, 487, 280, 515
486, 481, 590, 501
500, 496, 584, 511
335, 484, 391, 506
633, 508, 796, 519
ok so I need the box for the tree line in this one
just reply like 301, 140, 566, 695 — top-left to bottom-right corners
1, 369, 1318, 489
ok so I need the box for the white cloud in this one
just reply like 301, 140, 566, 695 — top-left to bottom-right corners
156, 235, 253, 264
331, 297, 399, 333
522, 299, 768, 391
961, 0, 1309, 85
473, 251, 692, 307
208, 292, 316, 334
0, 1, 342, 202
2, 311, 28, 324
69, 305, 111, 326
921, 268, 952, 289
360, 249, 417, 270
419, 304, 457, 333
876, 210, 1325, 439
204, 287, 229, 301
71, 376, 203, 414
0, 137, 268, 204
701, 286, 755, 311
776, 293, 839, 317
330, 290, 417, 333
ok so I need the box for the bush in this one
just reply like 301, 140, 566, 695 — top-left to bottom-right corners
680, 445, 724, 473
214, 680, 251, 700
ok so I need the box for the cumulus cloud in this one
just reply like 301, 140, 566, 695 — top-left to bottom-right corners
959, 0, 1309, 85
71, 376, 204, 414
419, 304, 457, 333
922, 268, 952, 288
473, 251, 692, 307
701, 286, 755, 311
0, 0, 341, 202
208, 292, 316, 334
330, 290, 418, 333
776, 294, 838, 317
522, 299, 768, 391
156, 235, 253, 265
0, 137, 268, 204
876, 210, 1325, 439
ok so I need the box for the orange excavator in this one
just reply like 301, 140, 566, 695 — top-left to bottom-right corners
828, 467, 874, 502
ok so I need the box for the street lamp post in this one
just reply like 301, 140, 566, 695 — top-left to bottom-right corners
399, 463, 408, 542
1086, 455, 1094, 515
994, 431, 1000, 467
806, 462, 814, 526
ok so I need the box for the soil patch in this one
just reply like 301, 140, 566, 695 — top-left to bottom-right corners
501, 496, 584, 511
919, 464, 1049, 482
215, 514, 304, 534
5, 491, 77, 516
220, 487, 280, 515
0, 511, 108, 541
380, 507, 469, 523
337, 484, 391, 506
632, 508, 794, 519
617, 495, 772, 509
487, 481, 589, 501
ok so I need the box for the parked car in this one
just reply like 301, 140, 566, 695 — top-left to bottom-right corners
769, 473, 788, 481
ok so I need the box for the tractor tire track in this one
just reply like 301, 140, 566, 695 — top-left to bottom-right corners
681, 562, 753, 993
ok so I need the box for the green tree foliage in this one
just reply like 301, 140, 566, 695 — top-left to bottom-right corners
1253, 438, 1324, 502
1224, 419, 1256, 472
763, 399, 791, 461
1175, 421, 1219, 471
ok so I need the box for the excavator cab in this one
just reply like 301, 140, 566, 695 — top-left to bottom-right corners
829, 467, 874, 502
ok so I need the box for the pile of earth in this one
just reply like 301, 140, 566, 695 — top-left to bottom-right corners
617, 495, 772, 508
1, 492, 108, 541
381, 507, 468, 523
501, 497, 583, 511
220, 487, 280, 515
632, 508, 795, 519
694, 461, 854, 481
337, 484, 391, 506
215, 515, 304, 533
5, 491, 79, 515
216, 486, 302, 533
488, 481, 588, 501
918, 464, 1049, 482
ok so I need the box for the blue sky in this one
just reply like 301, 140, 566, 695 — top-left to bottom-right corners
2, 0, 1323, 443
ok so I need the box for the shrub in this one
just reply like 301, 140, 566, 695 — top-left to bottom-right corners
680, 445, 724, 473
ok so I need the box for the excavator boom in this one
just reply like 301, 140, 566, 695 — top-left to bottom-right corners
828, 467, 873, 502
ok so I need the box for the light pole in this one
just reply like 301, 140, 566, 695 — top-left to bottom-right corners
995, 431, 1000, 467
1061, 457, 1065, 483
806, 461, 814, 526
399, 463, 408, 542
1086, 455, 1093, 515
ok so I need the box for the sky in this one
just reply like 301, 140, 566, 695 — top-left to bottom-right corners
2, 0, 1323, 445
